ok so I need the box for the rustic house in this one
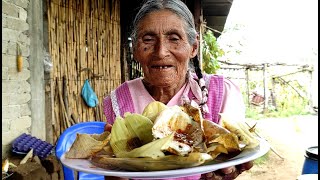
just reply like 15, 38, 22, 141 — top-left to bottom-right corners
2, 0, 233, 159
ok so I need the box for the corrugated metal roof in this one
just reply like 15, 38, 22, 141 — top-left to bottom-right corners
202, 0, 233, 37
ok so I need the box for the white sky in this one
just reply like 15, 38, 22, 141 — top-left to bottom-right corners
218, 0, 318, 65
217, 0, 318, 105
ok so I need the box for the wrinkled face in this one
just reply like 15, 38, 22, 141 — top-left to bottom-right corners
133, 10, 198, 88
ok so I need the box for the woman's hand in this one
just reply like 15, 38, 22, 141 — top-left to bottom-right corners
200, 161, 253, 180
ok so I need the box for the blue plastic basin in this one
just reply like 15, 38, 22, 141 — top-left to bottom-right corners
302, 146, 318, 174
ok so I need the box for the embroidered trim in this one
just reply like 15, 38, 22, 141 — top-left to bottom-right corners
110, 90, 120, 117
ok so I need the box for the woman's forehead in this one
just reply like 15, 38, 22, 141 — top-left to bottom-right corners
137, 10, 187, 34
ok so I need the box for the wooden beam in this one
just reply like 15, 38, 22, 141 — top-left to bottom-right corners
193, 0, 202, 31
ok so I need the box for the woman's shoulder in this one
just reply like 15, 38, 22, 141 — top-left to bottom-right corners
203, 73, 224, 81
203, 73, 223, 78
203, 73, 239, 89
202, 73, 224, 86
222, 77, 241, 92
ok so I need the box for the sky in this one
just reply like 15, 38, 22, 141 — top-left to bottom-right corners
217, 0, 318, 105
218, 0, 318, 65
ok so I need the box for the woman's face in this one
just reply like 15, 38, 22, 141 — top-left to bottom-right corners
133, 10, 198, 88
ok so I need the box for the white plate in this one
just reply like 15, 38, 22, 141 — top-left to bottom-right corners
60, 138, 270, 179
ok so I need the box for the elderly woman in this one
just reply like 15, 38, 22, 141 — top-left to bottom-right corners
103, 0, 252, 179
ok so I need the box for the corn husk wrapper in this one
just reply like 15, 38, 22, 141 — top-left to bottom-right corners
116, 133, 174, 158
202, 119, 230, 142
64, 101, 260, 171
142, 101, 168, 122
123, 113, 154, 144
91, 152, 212, 171
110, 113, 154, 157
92, 143, 116, 157
219, 113, 259, 149
110, 116, 131, 155
65, 131, 110, 159
152, 106, 204, 156
206, 143, 229, 159
181, 103, 205, 136
152, 106, 197, 138
207, 143, 228, 154
203, 120, 240, 158
181, 103, 203, 123
210, 133, 240, 152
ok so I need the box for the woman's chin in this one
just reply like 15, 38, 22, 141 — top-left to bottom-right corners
144, 72, 184, 88
149, 80, 180, 88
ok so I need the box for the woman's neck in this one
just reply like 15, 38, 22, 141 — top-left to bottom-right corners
142, 78, 186, 104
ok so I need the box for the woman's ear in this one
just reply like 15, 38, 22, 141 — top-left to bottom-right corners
190, 35, 199, 58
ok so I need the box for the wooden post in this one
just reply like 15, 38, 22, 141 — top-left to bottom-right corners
194, 0, 203, 69
245, 68, 250, 108
271, 77, 278, 110
263, 63, 268, 112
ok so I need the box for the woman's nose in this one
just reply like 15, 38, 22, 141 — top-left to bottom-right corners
154, 39, 170, 59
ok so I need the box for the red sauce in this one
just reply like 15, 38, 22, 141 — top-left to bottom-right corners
174, 124, 194, 146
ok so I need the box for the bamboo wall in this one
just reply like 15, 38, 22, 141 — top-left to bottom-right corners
47, 0, 121, 142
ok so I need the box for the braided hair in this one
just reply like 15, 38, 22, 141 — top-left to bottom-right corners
192, 55, 209, 114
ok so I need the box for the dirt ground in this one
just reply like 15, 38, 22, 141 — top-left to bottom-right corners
236, 114, 318, 180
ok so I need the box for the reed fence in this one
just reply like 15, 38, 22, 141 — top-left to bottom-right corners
47, 0, 121, 142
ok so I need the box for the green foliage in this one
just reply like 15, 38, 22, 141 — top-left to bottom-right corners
245, 108, 264, 120
245, 98, 310, 119
201, 30, 224, 74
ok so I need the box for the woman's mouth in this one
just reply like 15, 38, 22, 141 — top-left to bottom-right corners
151, 65, 173, 69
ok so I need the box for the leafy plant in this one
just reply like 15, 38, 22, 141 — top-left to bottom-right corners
201, 30, 224, 74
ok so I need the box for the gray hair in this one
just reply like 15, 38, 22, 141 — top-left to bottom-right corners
131, 0, 198, 47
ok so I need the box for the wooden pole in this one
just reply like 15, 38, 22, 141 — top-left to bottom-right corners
245, 68, 250, 108
263, 63, 269, 112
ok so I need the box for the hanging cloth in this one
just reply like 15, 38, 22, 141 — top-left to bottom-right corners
81, 79, 99, 107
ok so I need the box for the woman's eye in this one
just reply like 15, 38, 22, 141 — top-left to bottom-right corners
144, 38, 153, 42
142, 36, 155, 43
170, 38, 179, 41
168, 35, 180, 42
